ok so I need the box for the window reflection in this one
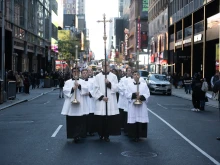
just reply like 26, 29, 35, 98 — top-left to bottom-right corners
185, 26, 192, 38
194, 21, 204, 34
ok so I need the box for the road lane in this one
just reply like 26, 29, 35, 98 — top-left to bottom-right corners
0, 91, 219, 165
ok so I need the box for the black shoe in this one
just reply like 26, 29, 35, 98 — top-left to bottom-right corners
217, 137, 220, 140
104, 137, 110, 142
59, 96, 61, 98
62, 96, 64, 98
99, 136, 104, 140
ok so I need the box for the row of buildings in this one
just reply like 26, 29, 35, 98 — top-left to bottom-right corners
0, 0, 89, 79
113, 0, 219, 82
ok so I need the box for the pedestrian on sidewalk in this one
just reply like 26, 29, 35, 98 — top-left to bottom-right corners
59, 74, 65, 98
200, 78, 208, 111
184, 73, 192, 94
191, 73, 202, 111
212, 78, 220, 141
211, 71, 219, 100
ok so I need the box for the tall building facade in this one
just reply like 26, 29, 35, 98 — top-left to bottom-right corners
148, 0, 169, 74
168, 0, 217, 82
0, 0, 59, 74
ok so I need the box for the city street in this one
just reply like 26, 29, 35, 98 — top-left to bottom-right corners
0, 90, 220, 165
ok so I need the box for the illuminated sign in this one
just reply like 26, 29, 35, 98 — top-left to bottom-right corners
175, 41, 182, 47
142, 0, 148, 12
183, 38, 191, 44
124, 28, 129, 56
194, 34, 202, 42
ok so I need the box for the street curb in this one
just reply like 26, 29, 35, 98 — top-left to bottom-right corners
172, 94, 218, 109
0, 99, 28, 111
0, 88, 59, 111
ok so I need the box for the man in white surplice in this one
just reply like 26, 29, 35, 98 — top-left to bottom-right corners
92, 61, 121, 142
125, 70, 150, 142
61, 67, 87, 143
118, 67, 133, 133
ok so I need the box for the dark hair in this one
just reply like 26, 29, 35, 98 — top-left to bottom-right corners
72, 67, 80, 72
81, 69, 88, 73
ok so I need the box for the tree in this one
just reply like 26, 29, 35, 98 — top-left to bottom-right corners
58, 30, 80, 63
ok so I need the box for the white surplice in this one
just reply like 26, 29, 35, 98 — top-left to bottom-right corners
118, 76, 132, 112
80, 79, 90, 115
125, 80, 150, 124
88, 77, 96, 113
61, 78, 87, 116
93, 72, 119, 116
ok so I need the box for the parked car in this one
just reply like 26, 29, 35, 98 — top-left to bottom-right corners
139, 70, 149, 80
147, 74, 172, 95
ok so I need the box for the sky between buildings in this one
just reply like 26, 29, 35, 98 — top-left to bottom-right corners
85, 0, 119, 60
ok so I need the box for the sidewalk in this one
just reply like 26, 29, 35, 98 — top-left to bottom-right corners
172, 87, 219, 108
0, 87, 59, 111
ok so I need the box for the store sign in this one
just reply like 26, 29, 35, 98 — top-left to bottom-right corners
124, 28, 129, 56
183, 38, 191, 44
194, 34, 202, 42
175, 41, 182, 47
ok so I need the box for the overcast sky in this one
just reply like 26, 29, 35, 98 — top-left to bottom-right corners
85, 0, 118, 60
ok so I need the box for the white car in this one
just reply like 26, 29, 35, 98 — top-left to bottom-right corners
147, 74, 172, 95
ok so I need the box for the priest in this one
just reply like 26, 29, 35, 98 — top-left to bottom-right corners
92, 61, 121, 142
125, 70, 150, 142
61, 67, 87, 143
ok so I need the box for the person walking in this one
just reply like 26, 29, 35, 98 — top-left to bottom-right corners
125, 71, 150, 142
212, 77, 220, 141
58, 74, 65, 98
118, 67, 133, 134
92, 61, 121, 142
211, 71, 219, 100
191, 74, 202, 111
61, 67, 87, 143
184, 73, 192, 94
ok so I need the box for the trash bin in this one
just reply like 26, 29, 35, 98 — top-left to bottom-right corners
0, 80, 4, 104
7, 81, 16, 100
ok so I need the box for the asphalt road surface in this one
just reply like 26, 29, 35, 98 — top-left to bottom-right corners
0, 91, 220, 165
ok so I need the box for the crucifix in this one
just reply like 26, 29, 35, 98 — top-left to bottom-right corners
97, 14, 112, 117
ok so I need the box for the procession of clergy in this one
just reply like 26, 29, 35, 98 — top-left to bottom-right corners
61, 61, 150, 143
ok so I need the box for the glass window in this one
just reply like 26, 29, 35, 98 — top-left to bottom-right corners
14, 0, 25, 28
194, 21, 204, 34
170, 34, 174, 42
27, 0, 35, 33
184, 26, 192, 38
37, 2, 44, 38
176, 30, 182, 40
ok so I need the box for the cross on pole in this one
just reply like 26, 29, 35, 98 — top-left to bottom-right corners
97, 14, 112, 117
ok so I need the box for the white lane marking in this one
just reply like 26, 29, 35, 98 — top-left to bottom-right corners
44, 101, 50, 105
148, 108, 220, 165
157, 103, 168, 109
51, 125, 63, 137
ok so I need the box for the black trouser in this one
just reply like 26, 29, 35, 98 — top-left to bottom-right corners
192, 92, 200, 109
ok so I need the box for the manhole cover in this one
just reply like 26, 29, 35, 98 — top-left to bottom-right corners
121, 151, 157, 158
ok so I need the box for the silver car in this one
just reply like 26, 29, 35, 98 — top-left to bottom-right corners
147, 74, 172, 95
